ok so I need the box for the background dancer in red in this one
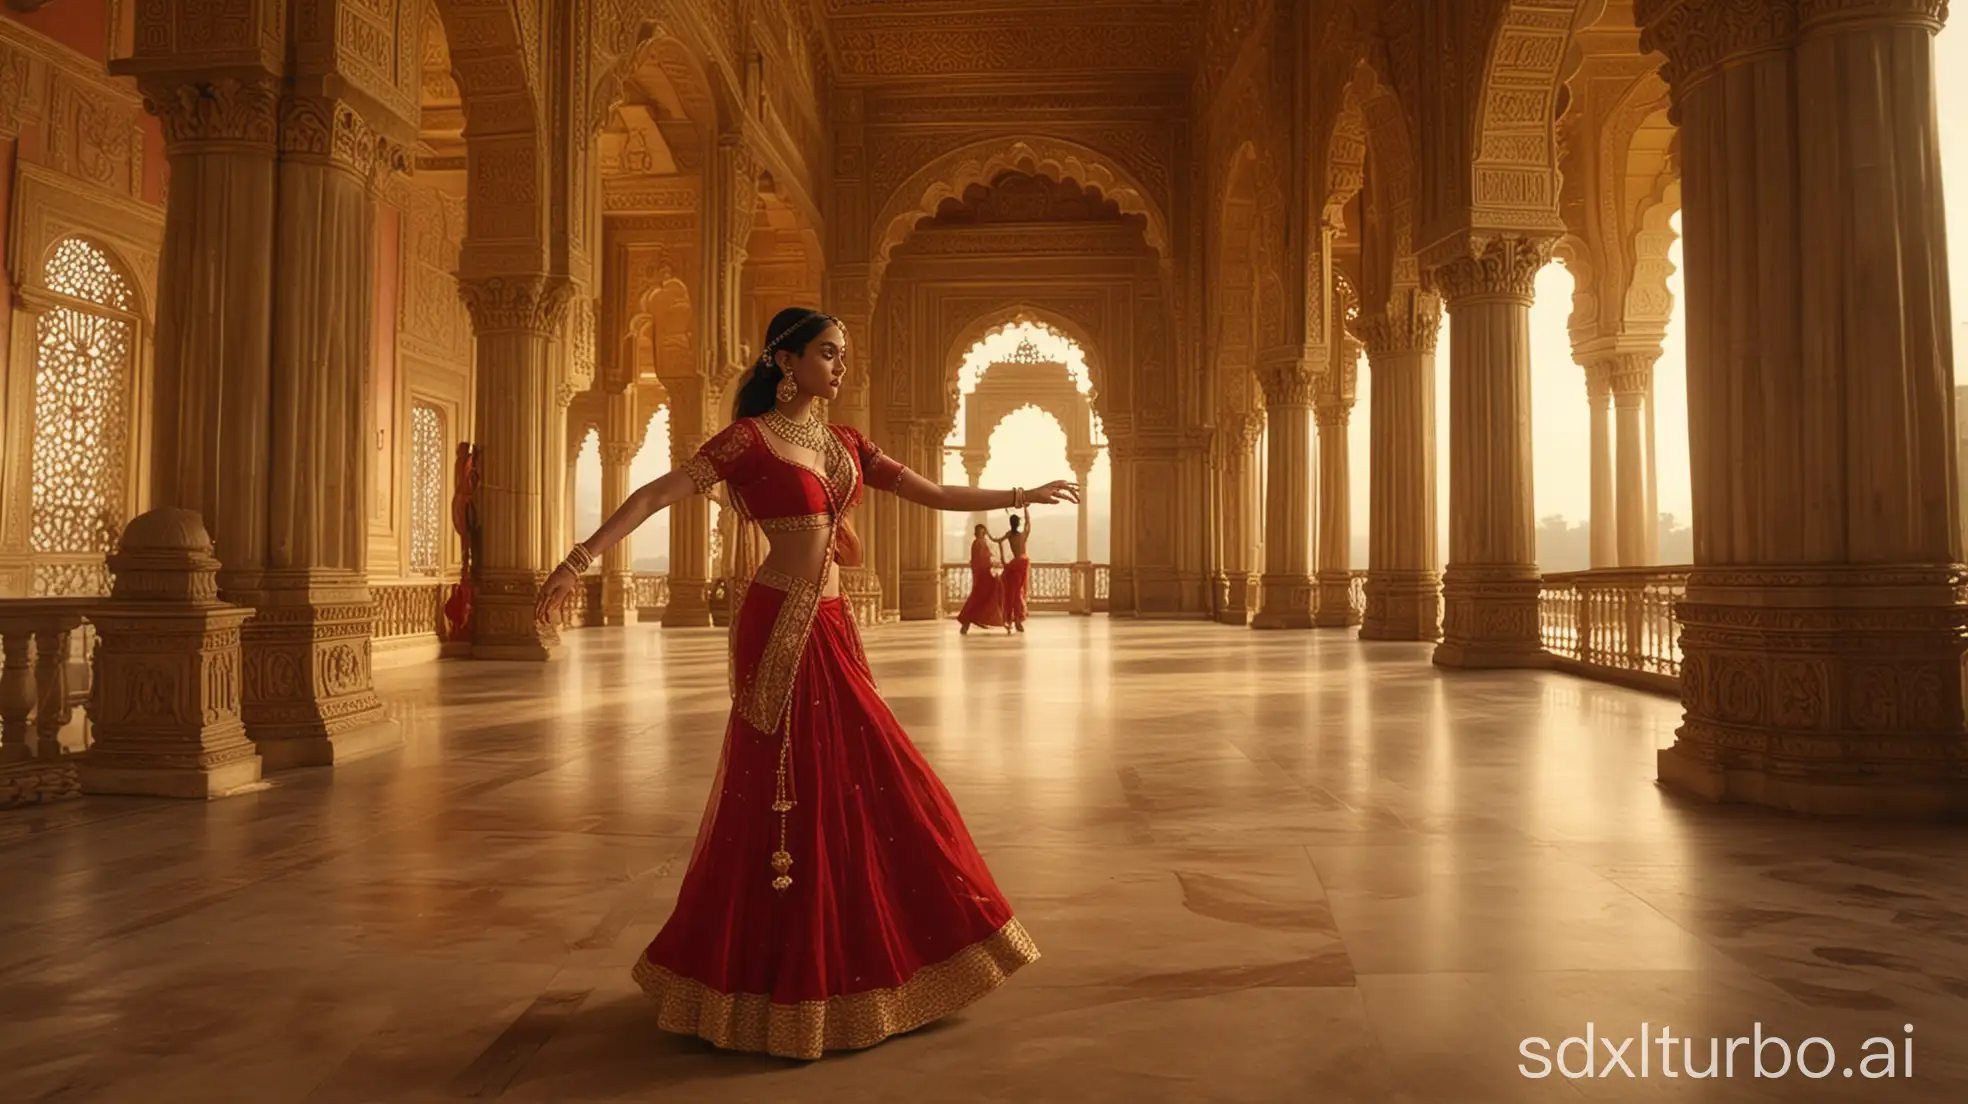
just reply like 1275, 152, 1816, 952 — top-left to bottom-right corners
536, 308, 1076, 1060
996, 506, 1032, 632
957, 522, 1010, 635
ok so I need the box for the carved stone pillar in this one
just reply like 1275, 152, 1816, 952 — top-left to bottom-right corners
660, 374, 714, 628
1213, 419, 1260, 625
898, 421, 943, 620
599, 439, 637, 626
1639, 0, 1968, 814
1359, 303, 1444, 641
207, 93, 402, 769
1431, 236, 1551, 667
1586, 361, 1617, 568
82, 509, 261, 799
1252, 351, 1317, 629
963, 451, 988, 539
1106, 418, 1138, 617
461, 276, 573, 660
1608, 353, 1657, 567
1314, 340, 1361, 628
135, 75, 281, 591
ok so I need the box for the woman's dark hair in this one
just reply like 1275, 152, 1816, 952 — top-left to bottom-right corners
732, 307, 841, 419
1009, 514, 1022, 532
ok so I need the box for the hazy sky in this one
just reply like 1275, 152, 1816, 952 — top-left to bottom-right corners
585, 23, 1968, 566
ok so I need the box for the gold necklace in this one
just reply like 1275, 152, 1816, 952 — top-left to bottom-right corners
762, 407, 830, 452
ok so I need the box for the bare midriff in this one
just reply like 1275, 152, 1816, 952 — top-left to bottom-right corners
756, 533, 843, 598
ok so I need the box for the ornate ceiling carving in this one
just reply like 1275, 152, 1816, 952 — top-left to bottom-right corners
825, 2, 1199, 81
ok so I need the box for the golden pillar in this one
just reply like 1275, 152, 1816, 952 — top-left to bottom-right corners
1252, 351, 1317, 630
1431, 236, 1551, 668
1359, 301, 1443, 641
1640, 0, 1968, 814
460, 276, 573, 660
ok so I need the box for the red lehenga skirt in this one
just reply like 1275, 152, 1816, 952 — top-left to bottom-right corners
956, 565, 1006, 629
1000, 557, 1031, 623
633, 572, 1038, 1059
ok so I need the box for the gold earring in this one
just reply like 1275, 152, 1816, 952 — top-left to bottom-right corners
775, 375, 799, 404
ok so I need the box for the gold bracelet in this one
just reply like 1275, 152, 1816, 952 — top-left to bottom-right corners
1010, 486, 1024, 509
562, 543, 595, 574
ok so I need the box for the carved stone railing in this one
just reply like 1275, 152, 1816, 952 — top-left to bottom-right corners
942, 562, 1111, 616
0, 598, 94, 807
1539, 566, 1688, 695
633, 572, 669, 621
371, 580, 446, 641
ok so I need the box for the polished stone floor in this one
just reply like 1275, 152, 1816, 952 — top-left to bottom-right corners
1, 619, 1965, 1102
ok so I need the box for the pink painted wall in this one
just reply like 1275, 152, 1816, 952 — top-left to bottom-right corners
2, 2, 168, 206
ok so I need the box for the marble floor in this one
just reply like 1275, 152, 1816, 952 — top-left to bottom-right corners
1, 619, 1965, 1102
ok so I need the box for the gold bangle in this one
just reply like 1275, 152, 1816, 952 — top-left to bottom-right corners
563, 543, 594, 574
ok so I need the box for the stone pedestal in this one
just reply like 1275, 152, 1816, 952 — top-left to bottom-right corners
1431, 237, 1550, 668
1359, 303, 1444, 642
82, 509, 263, 799
1639, 0, 1968, 815
1252, 352, 1317, 630
222, 568, 398, 769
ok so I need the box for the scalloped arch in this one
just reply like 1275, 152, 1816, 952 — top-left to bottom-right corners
870, 138, 1171, 295
933, 306, 1112, 439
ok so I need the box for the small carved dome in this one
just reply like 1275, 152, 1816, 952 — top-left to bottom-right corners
118, 508, 214, 555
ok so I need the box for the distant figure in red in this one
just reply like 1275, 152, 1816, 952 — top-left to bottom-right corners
957, 523, 1009, 635
995, 506, 1031, 632
443, 442, 482, 640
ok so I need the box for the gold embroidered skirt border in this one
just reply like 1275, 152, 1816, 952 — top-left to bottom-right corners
629, 918, 1041, 1060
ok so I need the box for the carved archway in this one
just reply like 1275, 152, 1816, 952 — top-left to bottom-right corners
936, 306, 1111, 439
428, 0, 548, 270
869, 137, 1171, 296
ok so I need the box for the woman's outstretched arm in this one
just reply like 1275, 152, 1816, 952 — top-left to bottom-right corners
535, 468, 699, 622
574, 468, 699, 560
890, 468, 1079, 511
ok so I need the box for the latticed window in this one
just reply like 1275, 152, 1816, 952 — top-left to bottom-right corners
31, 238, 136, 597
409, 402, 446, 575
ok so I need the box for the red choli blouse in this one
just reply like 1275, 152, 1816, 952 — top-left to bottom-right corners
679, 417, 906, 531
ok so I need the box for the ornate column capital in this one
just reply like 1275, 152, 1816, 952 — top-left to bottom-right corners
1604, 351, 1657, 398
1585, 360, 1614, 402
1358, 300, 1444, 357
1429, 235, 1556, 306
138, 74, 281, 153
278, 94, 406, 185
1255, 351, 1317, 409
1313, 403, 1352, 429
459, 275, 574, 336
599, 441, 637, 466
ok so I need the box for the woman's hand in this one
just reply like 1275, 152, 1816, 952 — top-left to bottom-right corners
1025, 479, 1082, 506
534, 565, 579, 624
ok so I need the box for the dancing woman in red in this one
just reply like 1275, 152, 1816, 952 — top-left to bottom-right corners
535, 308, 1078, 1060
956, 523, 1009, 635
